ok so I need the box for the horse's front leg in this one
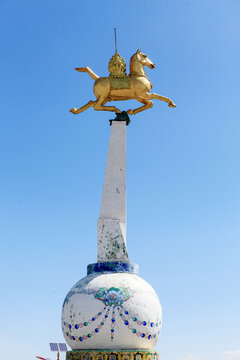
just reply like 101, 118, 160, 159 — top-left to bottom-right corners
75, 67, 99, 81
148, 93, 176, 107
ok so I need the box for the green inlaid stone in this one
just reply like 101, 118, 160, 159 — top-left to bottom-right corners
133, 317, 137, 322
84, 322, 88, 326
132, 329, 137, 334
98, 312, 102, 315
87, 334, 91, 338
101, 322, 104, 325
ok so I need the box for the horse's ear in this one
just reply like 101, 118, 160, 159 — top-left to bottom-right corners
137, 48, 140, 53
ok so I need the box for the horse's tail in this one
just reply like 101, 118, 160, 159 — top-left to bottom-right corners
91, 73, 99, 80
75, 67, 99, 81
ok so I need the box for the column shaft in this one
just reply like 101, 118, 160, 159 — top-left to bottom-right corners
97, 120, 129, 262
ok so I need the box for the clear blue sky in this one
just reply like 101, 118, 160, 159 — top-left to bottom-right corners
0, 1, 239, 360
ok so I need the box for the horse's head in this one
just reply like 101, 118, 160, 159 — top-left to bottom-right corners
134, 48, 155, 69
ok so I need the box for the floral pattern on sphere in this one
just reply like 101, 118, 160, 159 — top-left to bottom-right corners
63, 286, 161, 343
95, 287, 130, 307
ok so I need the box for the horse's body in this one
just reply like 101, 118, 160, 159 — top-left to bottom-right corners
70, 50, 176, 116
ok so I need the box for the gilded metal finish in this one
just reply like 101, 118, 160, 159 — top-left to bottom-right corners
66, 350, 159, 360
70, 49, 176, 116
110, 77, 131, 90
108, 52, 128, 79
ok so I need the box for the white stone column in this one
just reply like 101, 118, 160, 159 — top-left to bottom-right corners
97, 120, 129, 262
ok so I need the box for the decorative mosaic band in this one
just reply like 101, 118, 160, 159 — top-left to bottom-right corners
66, 349, 159, 360
87, 262, 139, 275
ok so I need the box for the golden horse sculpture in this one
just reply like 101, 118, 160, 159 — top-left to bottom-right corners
70, 49, 176, 116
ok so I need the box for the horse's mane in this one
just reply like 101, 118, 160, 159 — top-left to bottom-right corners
129, 53, 137, 74
129, 52, 147, 78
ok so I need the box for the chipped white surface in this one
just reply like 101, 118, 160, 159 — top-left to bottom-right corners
62, 272, 162, 350
98, 121, 129, 262
97, 219, 127, 261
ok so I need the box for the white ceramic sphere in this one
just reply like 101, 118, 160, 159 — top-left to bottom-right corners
61, 272, 162, 350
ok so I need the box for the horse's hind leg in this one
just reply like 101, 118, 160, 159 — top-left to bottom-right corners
127, 99, 153, 115
94, 96, 121, 113
70, 100, 96, 114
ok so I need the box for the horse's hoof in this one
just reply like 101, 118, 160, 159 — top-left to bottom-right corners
127, 109, 134, 115
70, 108, 77, 114
168, 102, 176, 108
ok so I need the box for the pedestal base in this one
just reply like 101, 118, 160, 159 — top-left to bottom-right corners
66, 349, 159, 360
